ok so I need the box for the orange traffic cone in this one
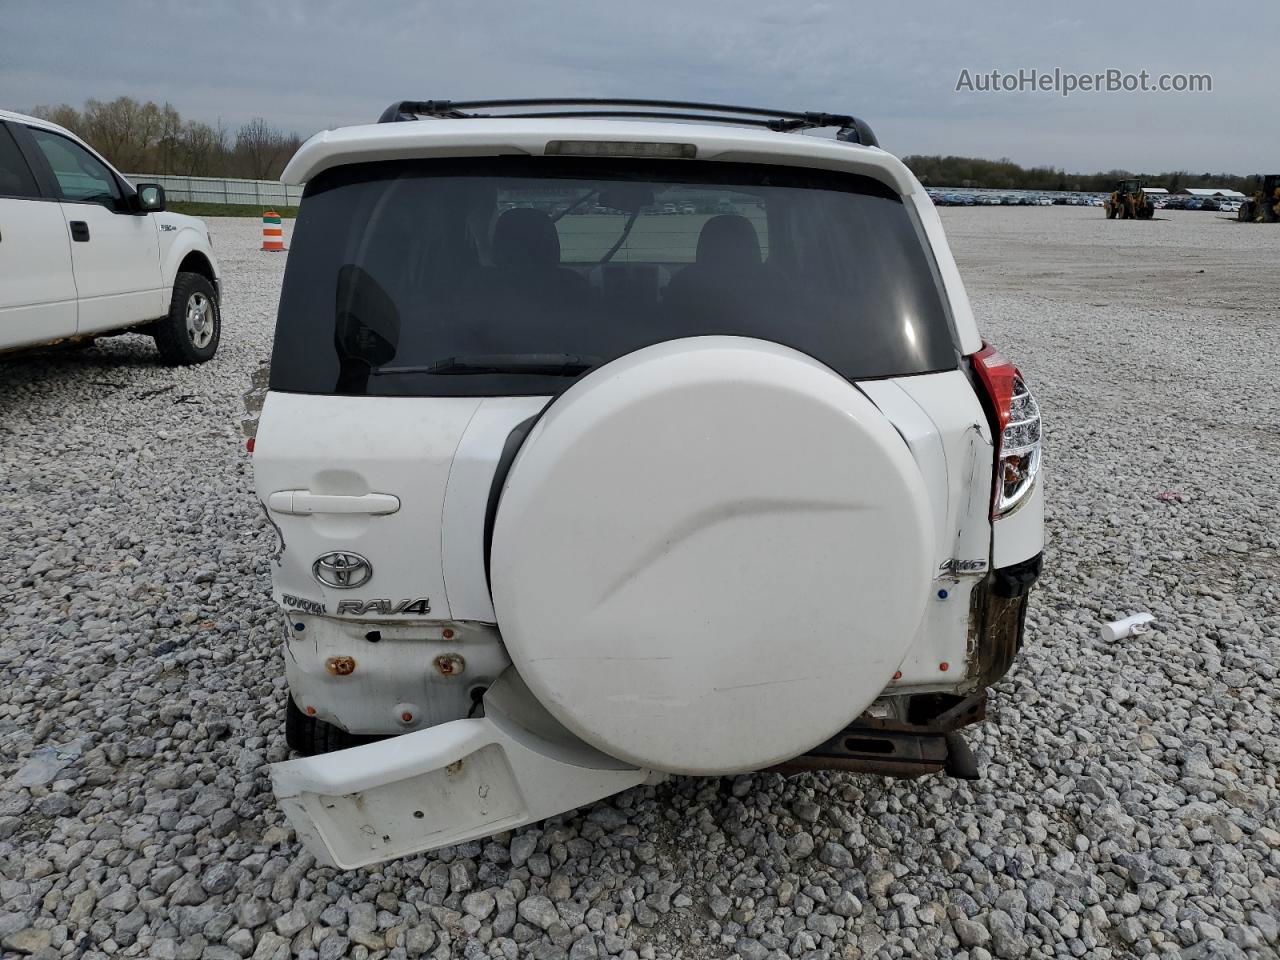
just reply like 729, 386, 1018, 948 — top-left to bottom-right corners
261, 211, 284, 251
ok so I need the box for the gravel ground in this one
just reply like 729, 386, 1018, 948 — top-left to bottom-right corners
1, 209, 1277, 960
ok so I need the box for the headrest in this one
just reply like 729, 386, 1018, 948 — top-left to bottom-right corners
493, 208, 561, 268
695, 214, 762, 270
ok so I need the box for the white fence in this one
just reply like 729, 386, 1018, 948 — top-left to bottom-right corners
124, 174, 303, 207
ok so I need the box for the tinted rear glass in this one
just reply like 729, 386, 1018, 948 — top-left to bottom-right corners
271, 157, 957, 396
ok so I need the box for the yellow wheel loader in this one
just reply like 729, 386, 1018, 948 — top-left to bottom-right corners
1104, 179, 1154, 220
1238, 176, 1280, 223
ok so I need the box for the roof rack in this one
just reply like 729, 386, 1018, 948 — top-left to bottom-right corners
376, 98, 879, 147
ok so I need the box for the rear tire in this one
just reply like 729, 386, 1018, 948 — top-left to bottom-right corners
285, 696, 380, 756
154, 272, 220, 366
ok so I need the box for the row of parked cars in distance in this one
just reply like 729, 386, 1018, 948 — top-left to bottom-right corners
1156, 196, 1241, 212
927, 188, 1244, 212
927, 190, 1103, 207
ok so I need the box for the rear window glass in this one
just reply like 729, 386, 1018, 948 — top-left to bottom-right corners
271, 157, 957, 397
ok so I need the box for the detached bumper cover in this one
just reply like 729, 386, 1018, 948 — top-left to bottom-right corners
273, 554, 1046, 869
271, 671, 649, 869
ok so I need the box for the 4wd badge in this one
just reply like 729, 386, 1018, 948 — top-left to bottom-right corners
938, 558, 989, 576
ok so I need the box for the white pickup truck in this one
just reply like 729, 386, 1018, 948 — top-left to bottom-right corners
250, 98, 1044, 869
0, 109, 220, 364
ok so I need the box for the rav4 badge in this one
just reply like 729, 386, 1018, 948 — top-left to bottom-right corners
336, 598, 432, 616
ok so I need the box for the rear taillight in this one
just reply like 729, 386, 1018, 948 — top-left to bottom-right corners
972, 344, 1042, 517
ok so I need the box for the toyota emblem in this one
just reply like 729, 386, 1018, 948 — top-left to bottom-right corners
312, 551, 372, 589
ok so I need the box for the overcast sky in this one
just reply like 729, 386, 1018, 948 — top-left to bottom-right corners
4, 0, 1277, 173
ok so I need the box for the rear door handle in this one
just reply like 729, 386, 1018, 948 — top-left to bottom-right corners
267, 491, 401, 516
70, 221, 90, 242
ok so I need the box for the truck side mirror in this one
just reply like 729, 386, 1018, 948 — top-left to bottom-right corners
135, 183, 166, 213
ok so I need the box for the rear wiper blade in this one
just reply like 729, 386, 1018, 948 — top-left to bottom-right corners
372, 353, 603, 376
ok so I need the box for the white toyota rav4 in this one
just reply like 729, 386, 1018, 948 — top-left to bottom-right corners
0, 109, 220, 364
251, 99, 1044, 870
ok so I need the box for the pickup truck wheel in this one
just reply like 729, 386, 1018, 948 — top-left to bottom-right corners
284, 696, 380, 756
154, 272, 220, 366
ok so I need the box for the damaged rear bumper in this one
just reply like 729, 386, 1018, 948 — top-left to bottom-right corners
971, 551, 1041, 688
774, 551, 1042, 781
272, 555, 1043, 868
270, 670, 649, 869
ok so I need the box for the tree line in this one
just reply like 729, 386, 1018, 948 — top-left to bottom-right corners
30, 97, 304, 180
27, 97, 1266, 193
903, 154, 1265, 194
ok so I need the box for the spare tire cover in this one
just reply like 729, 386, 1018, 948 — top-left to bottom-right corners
490, 337, 932, 775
